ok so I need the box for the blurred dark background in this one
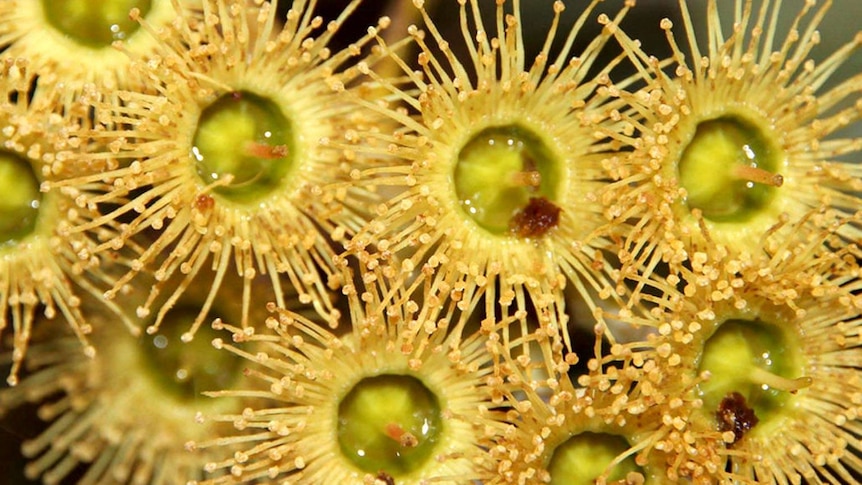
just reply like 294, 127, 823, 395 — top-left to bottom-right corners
5, 1, 862, 483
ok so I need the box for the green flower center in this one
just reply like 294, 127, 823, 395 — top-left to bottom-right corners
678, 116, 784, 222
140, 306, 241, 400
547, 432, 640, 485
0, 152, 41, 247
193, 91, 295, 204
41, 0, 151, 47
697, 319, 810, 442
454, 125, 561, 236
337, 374, 442, 477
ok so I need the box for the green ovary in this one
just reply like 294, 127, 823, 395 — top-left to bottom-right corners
678, 116, 783, 222
337, 375, 442, 477
454, 125, 560, 235
0, 152, 41, 246
140, 307, 240, 400
697, 320, 806, 431
193, 91, 294, 203
42, 0, 151, 47
547, 432, 640, 485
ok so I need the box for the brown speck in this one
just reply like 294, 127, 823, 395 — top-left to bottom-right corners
510, 196, 561, 238
384, 423, 418, 448
194, 193, 214, 213
376, 471, 395, 485
717, 392, 758, 444
231, 91, 243, 100
399, 432, 418, 448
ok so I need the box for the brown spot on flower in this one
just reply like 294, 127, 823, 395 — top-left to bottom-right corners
384, 422, 419, 448
717, 392, 758, 444
510, 196, 561, 238
399, 432, 419, 448
376, 471, 395, 485
194, 193, 214, 213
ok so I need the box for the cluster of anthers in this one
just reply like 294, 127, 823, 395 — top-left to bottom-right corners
0, 0, 860, 484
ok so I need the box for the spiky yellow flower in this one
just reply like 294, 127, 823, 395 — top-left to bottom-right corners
602, 240, 862, 484
0, 275, 261, 484
47, 0, 388, 340
669, 285, 862, 484
192, 272, 522, 484
603, 0, 862, 283
0, 59, 137, 386
341, 0, 645, 347
492, 322, 672, 485
0, 0, 202, 93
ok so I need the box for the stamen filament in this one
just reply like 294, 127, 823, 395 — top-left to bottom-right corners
385, 422, 406, 442
732, 165, 785, 187
748, 367, 812, 393
385, 423, 419, 448
245, 142, 289, 159
511, 170, 541, 188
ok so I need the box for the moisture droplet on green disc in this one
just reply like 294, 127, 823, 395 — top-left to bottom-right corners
42, 0, 152, 47
140, 306, 240, 400
337, 374, 442, 477
0, 152, 41, 246
454, 125, 561, 235
193, 91, 295, 204
547, 432, 640, 485
678, 116, 783, 222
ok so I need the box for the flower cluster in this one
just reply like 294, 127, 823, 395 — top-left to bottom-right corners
0, 0, 860, 484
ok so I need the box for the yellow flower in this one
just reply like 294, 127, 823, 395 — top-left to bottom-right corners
342, 0, 642, 349
605, 247, 862, 483
0, 274, 258, 484
46, 0, 387, 340
678, 290, 861, 483
0, 59, 135, 386
602, 0, 862, 284
192, 274, 520, 483
492, 323, 668, 485
0, 0, 201, 92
